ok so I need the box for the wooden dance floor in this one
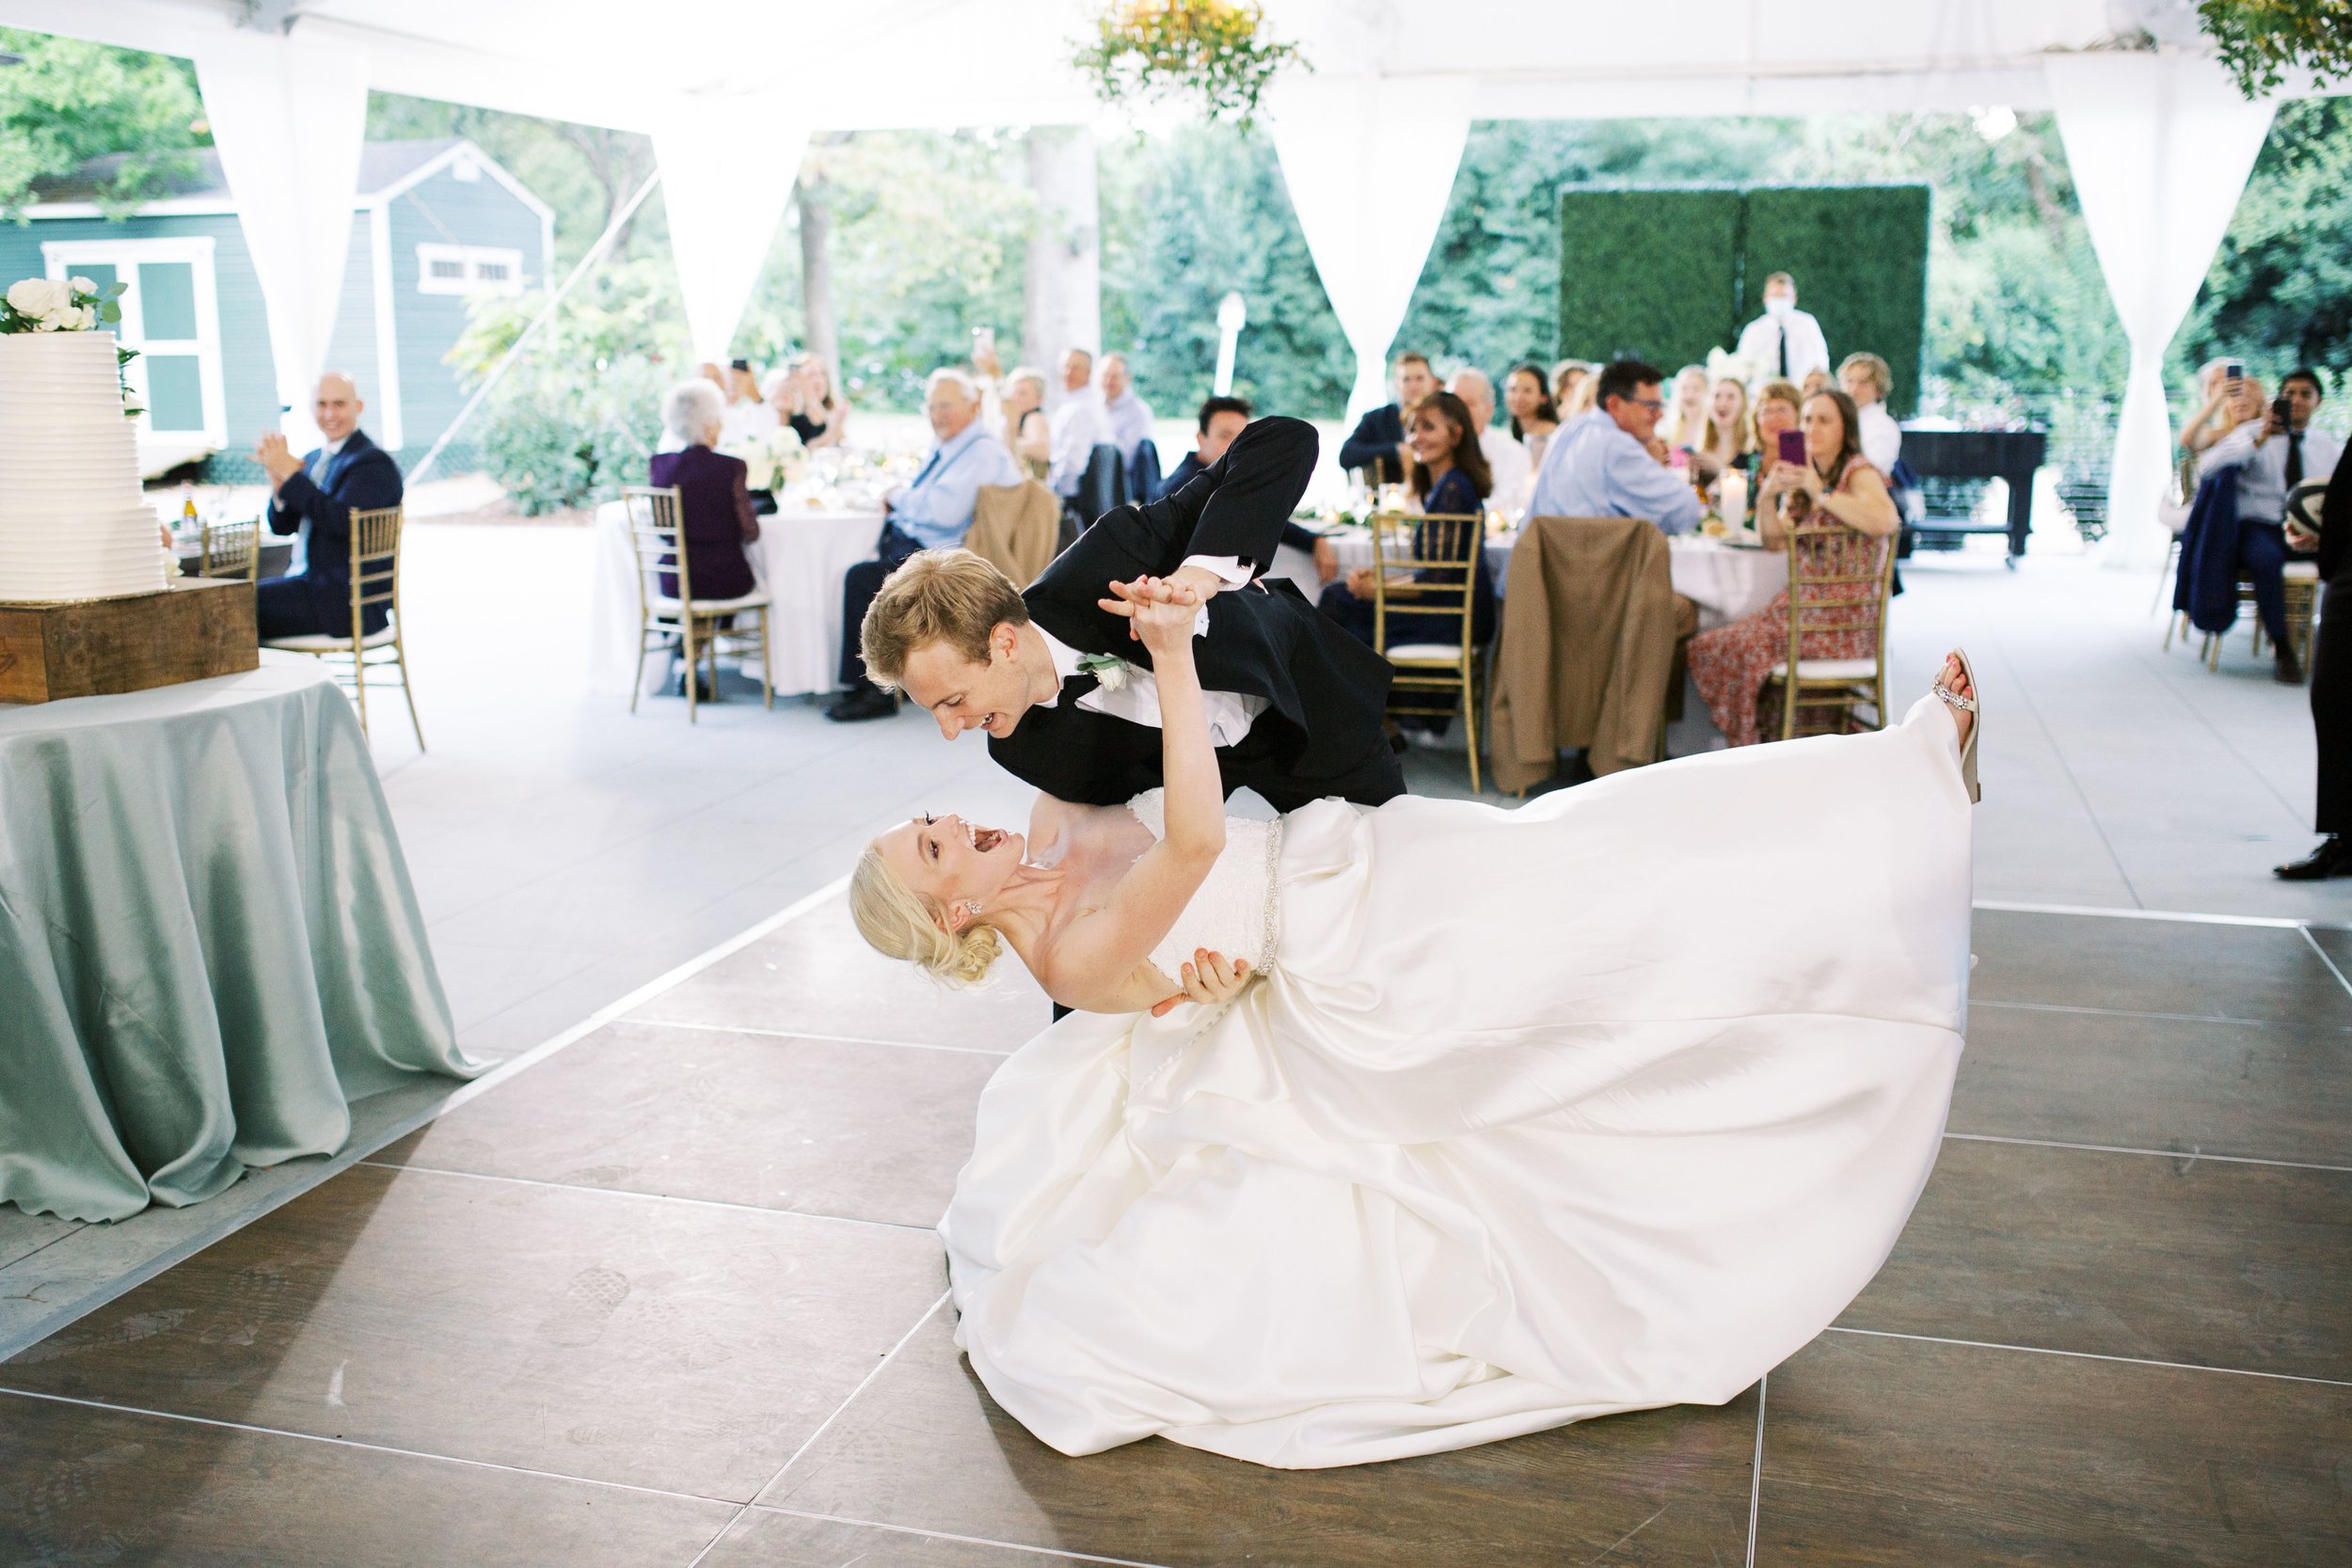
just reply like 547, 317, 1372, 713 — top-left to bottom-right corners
2, 899, 2347, 1564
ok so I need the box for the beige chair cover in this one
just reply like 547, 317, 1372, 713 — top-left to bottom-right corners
969, 480, 1062, 590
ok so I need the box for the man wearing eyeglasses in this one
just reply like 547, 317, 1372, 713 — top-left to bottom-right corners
1525, 358, 1703, 533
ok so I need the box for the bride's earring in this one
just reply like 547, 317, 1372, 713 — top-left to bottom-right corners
961, 900, 983, 918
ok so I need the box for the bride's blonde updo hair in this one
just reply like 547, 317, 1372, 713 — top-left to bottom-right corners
849, 843, 1002, 986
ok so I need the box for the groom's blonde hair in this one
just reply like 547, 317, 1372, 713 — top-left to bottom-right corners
860, 548, 1029, 689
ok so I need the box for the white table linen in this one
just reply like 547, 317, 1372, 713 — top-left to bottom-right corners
588, 498, 888, 697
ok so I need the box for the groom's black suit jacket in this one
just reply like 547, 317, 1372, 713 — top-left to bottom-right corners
988, 416, 1405, 813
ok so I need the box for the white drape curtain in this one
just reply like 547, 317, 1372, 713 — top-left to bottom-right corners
192, 33, 370, 447
654, 98, 811, 368
2047, 52, 2276, 567
1270, 78, 1471, 421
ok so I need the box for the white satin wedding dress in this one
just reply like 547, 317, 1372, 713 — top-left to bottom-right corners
941, 695, 1972, 1469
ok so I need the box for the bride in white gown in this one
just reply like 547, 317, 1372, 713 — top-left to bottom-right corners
850, 578, 1980, 1469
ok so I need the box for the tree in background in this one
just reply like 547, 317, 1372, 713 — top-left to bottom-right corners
2179, 97, 2352, 401
0, 28, 208, 219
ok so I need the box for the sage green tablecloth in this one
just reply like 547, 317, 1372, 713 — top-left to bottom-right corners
0, 665, 480, 1223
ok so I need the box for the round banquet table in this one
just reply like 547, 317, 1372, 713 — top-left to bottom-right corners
0, 666, 479, 1223
587, 497, 890, 698
1274, 528, 1788, 633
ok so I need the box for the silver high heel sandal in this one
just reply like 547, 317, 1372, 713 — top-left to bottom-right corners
1931, 648, 1981, 803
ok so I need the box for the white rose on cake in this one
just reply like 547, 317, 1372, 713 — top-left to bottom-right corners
5, 277, 81, 331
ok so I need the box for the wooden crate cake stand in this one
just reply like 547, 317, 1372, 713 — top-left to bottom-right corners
0, 578, 259, 705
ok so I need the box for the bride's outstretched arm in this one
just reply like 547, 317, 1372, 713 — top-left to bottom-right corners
1035, 583, 1226, 1010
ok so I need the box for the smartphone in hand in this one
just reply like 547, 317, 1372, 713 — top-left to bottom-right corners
1777, 430, 1806, 466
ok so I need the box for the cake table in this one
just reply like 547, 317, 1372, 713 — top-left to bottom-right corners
0, 664, 480, 1223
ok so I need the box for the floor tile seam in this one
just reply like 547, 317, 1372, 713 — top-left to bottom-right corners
1966, 998, 2302, 1028
1743, 1371, 1766, 1568
1941, 1132, 2352, 1173
680, 1504, 751, 1568
0, 1223, 89, 1280
2147, 640, 2313, 823
349, 1160, 941, 1234
625, 1017, 1017, 1057
1973, 898, 2324, 929
1989, 642, 2147, 908
0, 878, 855, 1366
0, 1385, 746, 1510
1820, 1326, 2352, 1386
753, 1291, 950, 1501
2300, 926, 2352, 1001
748, 1505, 1176, 1567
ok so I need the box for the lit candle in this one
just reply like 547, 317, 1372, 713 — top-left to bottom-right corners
1718, 471, 1748, 530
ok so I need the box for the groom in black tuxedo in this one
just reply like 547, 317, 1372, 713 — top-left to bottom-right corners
857, 415, 1405, 813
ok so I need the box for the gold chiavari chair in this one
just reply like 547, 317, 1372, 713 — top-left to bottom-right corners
1370, 509, 1486, 793
198, 516, 260, 581
1762, 522, 1897, 742
2198, 565, 2319, 673
260, 505, 424, 750
622, 484, 772, 723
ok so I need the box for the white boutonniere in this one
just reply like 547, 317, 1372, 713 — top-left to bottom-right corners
1074, 652, 1135, 690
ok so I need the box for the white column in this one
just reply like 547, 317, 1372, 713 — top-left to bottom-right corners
190, 32, 368, 448
654, 96, 810, 367
1269, 77, 1470, 420
2047, 51, 2276, 567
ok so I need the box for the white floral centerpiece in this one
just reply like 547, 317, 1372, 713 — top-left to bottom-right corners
3, 275, 140, 414
723, 425, 807, 493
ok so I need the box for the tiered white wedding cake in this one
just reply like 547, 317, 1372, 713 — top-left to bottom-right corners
0, 330, 170, 602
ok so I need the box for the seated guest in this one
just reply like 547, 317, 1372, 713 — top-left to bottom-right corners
2202, 368, 2341, 684
1525, 358, 1704, 534
647, 378, 760, 603
2179, 358, 2264, 475
1096, 353, 1154, 459
827, 369, 1020, 720
1155, 394, 1252, 498
1339, 351, 1438, 484
1735, 271, 1831, 386
1689, 375, 1755, 484
252, 371, 403, 641
1837, 352, 1903, 472
1550, 358, 1590, 411
1731, 379, 1805, 520
1000, 365, 1052, 479
1449, 368, 1532, 515
1318, 389, 1498, 655
786, 353, 850, 448
1799, 368, 1832, 399
720, 358, 777, 445
1505, 363, 1561, 472
1662, 365, 1710, 451
1044, 348, 1104, 502
1559, 367, 1600, 418
1687, 388, 1899, 747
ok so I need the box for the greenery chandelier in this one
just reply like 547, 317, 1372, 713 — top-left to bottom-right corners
1074, 1, 1306, 126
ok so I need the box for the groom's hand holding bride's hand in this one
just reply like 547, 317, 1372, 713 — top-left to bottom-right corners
1099, 575, 1204, 652
1150, 949, 1251, 1017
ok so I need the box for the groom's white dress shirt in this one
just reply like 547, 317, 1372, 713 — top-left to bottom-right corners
1036, 553, 1269, 746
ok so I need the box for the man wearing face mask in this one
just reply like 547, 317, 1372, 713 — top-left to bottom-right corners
1735, 273, 1830, 388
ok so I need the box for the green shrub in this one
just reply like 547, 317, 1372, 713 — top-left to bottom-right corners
1559, 186, 1743, 372
476, 351, 667, 515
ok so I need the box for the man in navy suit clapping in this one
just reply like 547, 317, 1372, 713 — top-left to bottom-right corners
251, 372, 404, 640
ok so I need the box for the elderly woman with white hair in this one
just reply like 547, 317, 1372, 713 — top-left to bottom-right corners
647, 377, 761, 605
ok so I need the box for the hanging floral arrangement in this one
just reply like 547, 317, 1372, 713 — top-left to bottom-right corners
1073, 1, 1306, 125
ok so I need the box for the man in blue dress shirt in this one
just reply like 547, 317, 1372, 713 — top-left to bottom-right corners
1525, 358, 1704, 534
827, 368, 1021, 721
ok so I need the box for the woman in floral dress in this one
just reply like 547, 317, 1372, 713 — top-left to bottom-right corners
1688, 388, 1899, 746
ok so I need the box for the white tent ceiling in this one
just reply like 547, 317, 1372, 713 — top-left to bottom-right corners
1, 0, 2322, 554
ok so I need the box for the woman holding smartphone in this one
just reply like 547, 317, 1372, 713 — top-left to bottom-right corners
1686, 388, 1899, 746
2179, 358, 2264, 471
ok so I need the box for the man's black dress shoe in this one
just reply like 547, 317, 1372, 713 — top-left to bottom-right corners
824, 687, 899, 722
2275, 646, 2305, 685
2275, 837, 2352, 880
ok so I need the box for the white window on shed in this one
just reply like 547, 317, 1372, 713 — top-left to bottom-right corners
416, 243, 527, 297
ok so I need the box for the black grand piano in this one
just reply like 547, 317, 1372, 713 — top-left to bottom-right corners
1898, 428, 2048, 567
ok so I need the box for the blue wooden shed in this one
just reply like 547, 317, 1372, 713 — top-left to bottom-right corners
2, 137, 553, 481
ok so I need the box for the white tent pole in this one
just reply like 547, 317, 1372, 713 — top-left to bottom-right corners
405, 167, 664, 487
1270, 77, 1471, 424
189, 30, 369, 450
2048, 52, 2277, 570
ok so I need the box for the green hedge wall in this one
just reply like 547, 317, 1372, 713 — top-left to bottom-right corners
1559, 183, 1931, 417
1559, 186, 1743, 377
